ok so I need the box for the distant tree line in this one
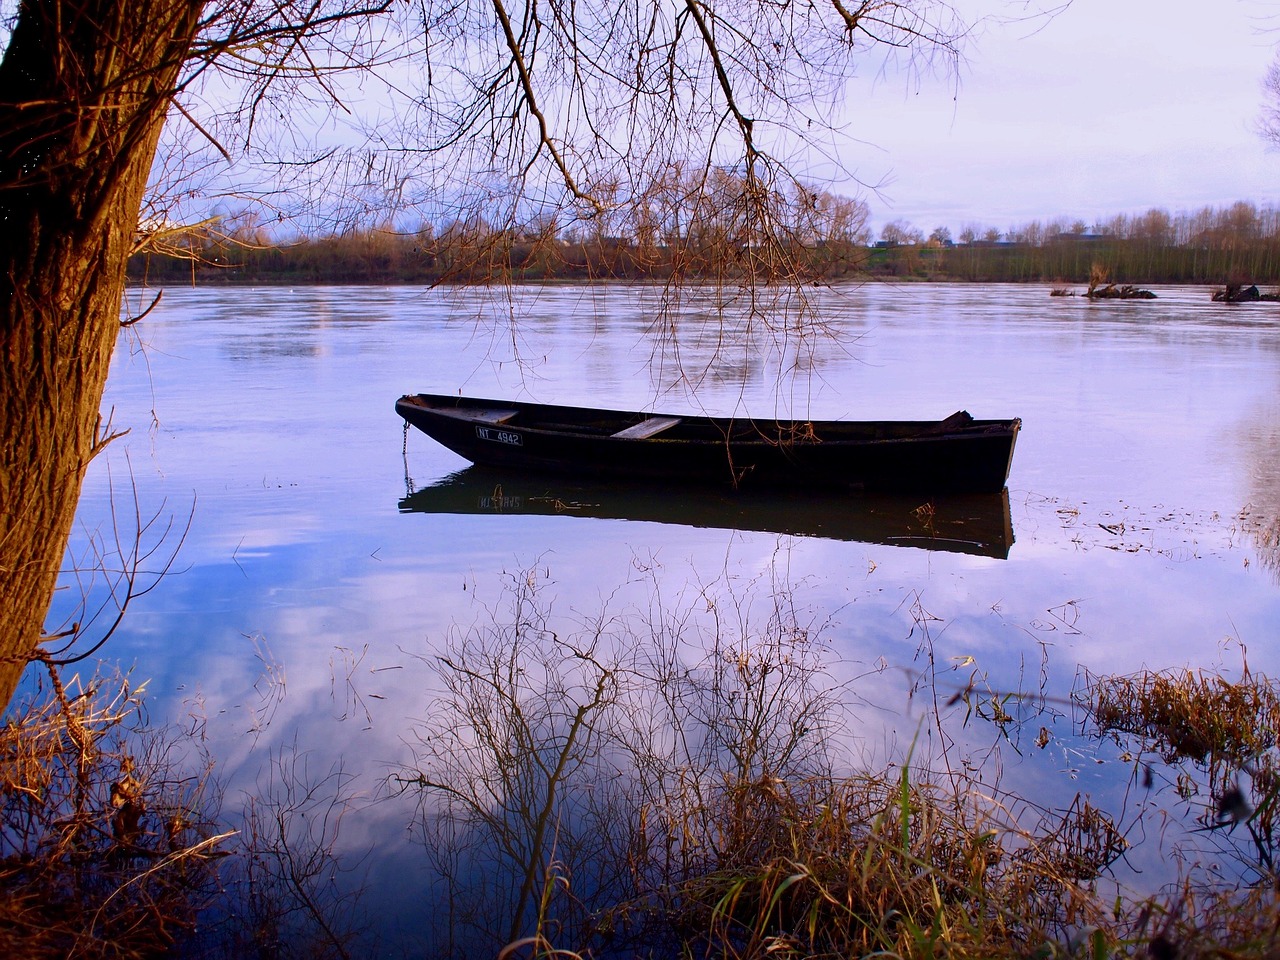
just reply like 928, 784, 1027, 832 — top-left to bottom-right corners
129, 198, 1280, 287
872, 202, 1280, 285
129, 166, 876, 285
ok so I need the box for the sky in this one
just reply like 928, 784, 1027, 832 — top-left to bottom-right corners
169, 0, 1280, 242
836, 0, 1280, 235
5, 0, 1275, 240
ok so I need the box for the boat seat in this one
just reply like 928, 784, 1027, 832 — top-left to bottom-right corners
611, 415, 682, 439
454, 407, 519, 423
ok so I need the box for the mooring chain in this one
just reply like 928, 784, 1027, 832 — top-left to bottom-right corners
402, 419, 416, 495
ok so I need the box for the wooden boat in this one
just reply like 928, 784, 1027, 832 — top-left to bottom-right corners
400, 468, 1015, 558
395, 393, 1021, 494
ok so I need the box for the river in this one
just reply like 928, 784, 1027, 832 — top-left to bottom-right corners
35, 281, 1280, 953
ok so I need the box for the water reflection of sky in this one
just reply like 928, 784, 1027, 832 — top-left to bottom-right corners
26, 283, 1280, 950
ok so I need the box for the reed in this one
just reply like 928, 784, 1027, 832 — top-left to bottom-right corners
10, 567, 1280, 959
1079, 664, 1280, 788
0, 668, 230, 958
611, 766, 1116, 959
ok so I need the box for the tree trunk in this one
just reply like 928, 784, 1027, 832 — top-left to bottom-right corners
0, 1, 203, 709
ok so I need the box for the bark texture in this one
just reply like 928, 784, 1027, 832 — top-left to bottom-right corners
0, 1, 203, 708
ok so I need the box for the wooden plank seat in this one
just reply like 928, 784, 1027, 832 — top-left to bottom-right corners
611, 415, 682, 439
453, 407, 519, 423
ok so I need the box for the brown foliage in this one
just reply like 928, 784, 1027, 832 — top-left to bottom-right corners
0, 670, 230, 959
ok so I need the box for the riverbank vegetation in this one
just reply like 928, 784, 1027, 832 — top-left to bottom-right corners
0, 667, 367, 959
0, 669, 229, 957
9, 571, 1278, 958
393, 567, 1280, 960
129, 200, 1280, 289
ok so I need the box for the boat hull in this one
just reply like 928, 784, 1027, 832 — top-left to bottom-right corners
395, 394, 1020, 495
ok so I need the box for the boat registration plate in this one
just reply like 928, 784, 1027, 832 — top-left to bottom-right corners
476, 425, 523, 446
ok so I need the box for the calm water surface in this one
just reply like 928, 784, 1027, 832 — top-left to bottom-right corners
35, 283, 1280, 951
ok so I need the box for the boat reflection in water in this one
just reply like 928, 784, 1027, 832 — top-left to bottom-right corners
400, 468, 1015, 559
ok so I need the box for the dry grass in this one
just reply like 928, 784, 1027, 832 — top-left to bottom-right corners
609, 767, 1118, 959
401, 566, 1280, 959
0, 668, 231, 959
1076, 660, 1280, 911
1119, 879, 1280, 960
402, 565, 1144, 959
1080, 665, 1280, 789
11, 569, 1280, 959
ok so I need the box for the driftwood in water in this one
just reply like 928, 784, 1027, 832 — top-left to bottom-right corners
1086, 283, 1156, 300
1211, 283, 1280, 303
